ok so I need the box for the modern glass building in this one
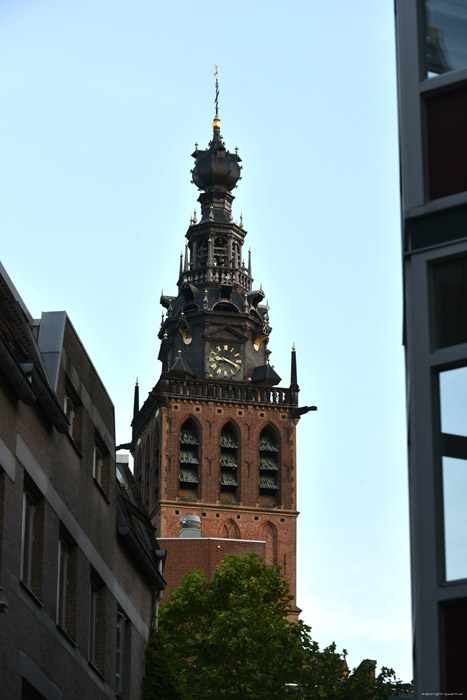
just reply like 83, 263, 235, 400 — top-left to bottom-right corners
395, 1, 467, 695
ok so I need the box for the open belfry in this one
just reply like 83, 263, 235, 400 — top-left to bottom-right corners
131, 72, 313, 613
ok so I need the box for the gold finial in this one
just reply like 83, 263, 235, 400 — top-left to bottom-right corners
235, 147, 239, 154
135, 377, 139, 385
260, 283, 263, 291
292, 342, 296, 351
181, 310, 184, 316
195, 142, 198, 150
193, 209, 197, 223
164, 331, 168, 339
190, 216, 193, 225
178, 349, 182, 356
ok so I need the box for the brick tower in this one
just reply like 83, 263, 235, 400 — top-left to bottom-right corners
132, 79, 312, 611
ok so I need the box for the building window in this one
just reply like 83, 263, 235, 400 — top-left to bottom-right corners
220, 424, 238, 495
425, 0, 467, 77
432, 256, 467, 349
56, 539, 69, 629
20, 480, 44, 597
439, 366, 467, 581
222, 518, 240, 539
425, 84, 467, 200
64, 397, 75, 437
93, 438, 110, 496
115, 609, 128, 694
64, 381, 82, 446
89, 575, 106, 674
56, 531, 77, 637
179, 419, 199, 491
93, 446, 103, 483
21, 492, 35, 589
213, 237, 227, 266
259, 427, 279, 505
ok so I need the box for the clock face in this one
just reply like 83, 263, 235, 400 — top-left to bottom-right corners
206, 343, 243, 380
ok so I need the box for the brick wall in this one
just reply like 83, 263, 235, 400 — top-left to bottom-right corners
134, 393, 299, 607
157, 537, 266, 604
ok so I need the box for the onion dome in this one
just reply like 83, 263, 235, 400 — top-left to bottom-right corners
191, 126, 242, 193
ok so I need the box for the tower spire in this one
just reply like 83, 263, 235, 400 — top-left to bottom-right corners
133, 378, 140, 419
290, 344, 298, 390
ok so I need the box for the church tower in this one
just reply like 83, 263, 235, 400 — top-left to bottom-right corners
132, 77, 309, 610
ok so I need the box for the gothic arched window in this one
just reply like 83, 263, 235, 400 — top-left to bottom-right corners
259, 426, 279, 504
179, 419, 199, 489
261, 521, 278, 565
222, 518, 240, 539
220, 423, 238, 494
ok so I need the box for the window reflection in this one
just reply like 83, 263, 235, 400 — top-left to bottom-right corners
443, 457, 467, 581
425, 0, 467, 77
440, 366, 467, 580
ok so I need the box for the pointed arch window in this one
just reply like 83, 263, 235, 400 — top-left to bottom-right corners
220, 424, 238, 492
179, 419, 199, 488
223, 518, 240, 539
259, 427, 279, 497
261, 521, 278, 565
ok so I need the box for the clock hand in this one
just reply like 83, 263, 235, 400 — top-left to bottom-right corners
214, 355, 239, 369
220, 357, 240, 368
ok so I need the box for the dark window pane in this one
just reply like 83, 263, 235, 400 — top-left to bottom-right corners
426, 85, 467, 200
432, 257, 467, 348
441, 600, 467, 694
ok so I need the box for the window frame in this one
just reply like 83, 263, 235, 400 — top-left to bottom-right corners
20, 492, 35, 589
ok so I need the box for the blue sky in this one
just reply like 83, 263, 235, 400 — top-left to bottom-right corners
0, 0, 411, 682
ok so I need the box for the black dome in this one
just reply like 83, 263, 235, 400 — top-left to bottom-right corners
192, 130, 241, 193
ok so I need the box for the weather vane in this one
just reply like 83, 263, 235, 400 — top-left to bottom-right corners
214, 64, 219, 116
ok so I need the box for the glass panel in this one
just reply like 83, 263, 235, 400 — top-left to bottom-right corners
425, 0, 467, 77
443, 456, 467, 580
432, 257, 467, 349
440, 366, 467, 436
21, 493, 34, 588
440, 367, 467, 580
57, 540, 69, 628
115, 612, 125, 692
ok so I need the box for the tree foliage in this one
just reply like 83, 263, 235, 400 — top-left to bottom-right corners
143, 553, 410, 700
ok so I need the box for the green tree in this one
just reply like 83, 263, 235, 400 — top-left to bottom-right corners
143, 553, 409, 700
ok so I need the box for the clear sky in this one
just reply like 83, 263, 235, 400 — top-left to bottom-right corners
0, 0, 411, 682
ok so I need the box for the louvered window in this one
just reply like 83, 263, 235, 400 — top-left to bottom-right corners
259, 427, 279, 492
220, 425, 238, 491
179, 421, 199, 487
